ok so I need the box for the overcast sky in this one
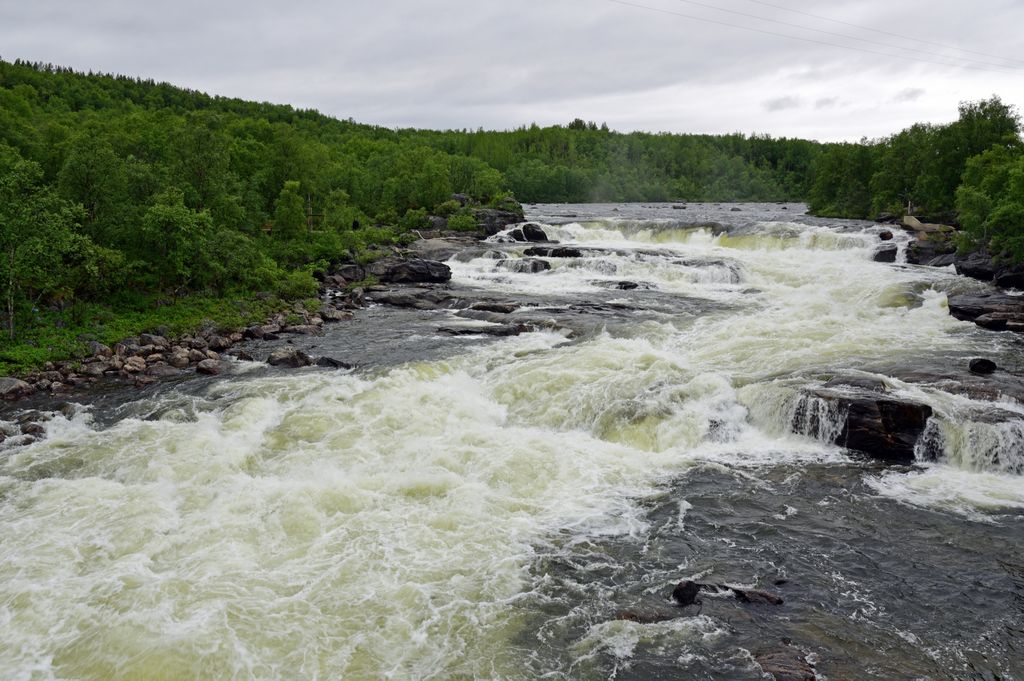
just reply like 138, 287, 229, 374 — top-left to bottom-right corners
2, 0, 1022, 141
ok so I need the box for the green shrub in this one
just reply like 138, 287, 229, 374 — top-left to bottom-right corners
447, 213, 479, 231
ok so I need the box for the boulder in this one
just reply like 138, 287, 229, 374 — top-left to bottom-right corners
207, 335, 232, 351
196, 359, 221, 375
369, 289, 455, 310
755, 646, 816, 681
474, 209, 524, 236
315, 357, 353, 369
994, 262, 1024, 289
521, 223, 549, 242
798, 388, 932, 463
954, 251, 997, 282
79, 361, 111, 378
319, 307, 353, 322
367, 258, 452, 284
88, 341, 113, 357
146, 365, 181, 378
267, 348, 313, 368
138, 333, 170, 350
523, 246, 581, 258
335, 263, 366, 282
947, 293, 1024, 324
878, 230, 893, 241
0, 377, 34, 400
123, 356, 147, 373
873, 243, 898, 263
469, 301, 518, 314
969, 358, 997, 375
497, 258, 551, 274
282, 324, 321, 335
168, 350, 190, 369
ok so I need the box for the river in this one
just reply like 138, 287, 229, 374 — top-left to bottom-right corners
1, 203, 1022, 680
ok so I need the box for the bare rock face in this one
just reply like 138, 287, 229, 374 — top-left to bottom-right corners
367, 259, 452, 284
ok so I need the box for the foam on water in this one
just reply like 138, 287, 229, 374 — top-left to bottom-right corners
3, 207, 1023, 679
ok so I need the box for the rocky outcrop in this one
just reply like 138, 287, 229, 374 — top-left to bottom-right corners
906, 237, 956, 265
873, 243, 897, 262
947, 292, 1024, 333
474, 209, 524, 236
952, 251, 1024, 289
367, 258, 452, 284
523, 246, 581, 258
795, 385, 932, 463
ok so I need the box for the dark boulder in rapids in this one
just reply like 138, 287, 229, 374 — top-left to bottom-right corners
497, 258, 551, 274
671, 580, 783, 607
969, 358, 998, 375
755, 645, 817, 681
367, 258, 451, 284
523, 246, 581, 258
873, 243, 898, 262
521, 223, 550, 242
879, 230, 893, 241
906, 238, 955, 265
796, 387, 932, 463
267, 348, 313, 368
947, 293, 1024, 333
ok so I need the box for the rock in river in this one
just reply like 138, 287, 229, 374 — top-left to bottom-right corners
267, 348, 313, 368
755, 645, 817, 681
367, 258, 452, 284
873, 243, 897, 262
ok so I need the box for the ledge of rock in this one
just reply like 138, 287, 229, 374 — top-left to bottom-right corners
795, 386, 932, 463
947, 293, 1024, 330
367, 258, 452, 284
873, 243, 897, 263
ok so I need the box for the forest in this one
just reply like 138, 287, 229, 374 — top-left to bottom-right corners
1, 58, 1021, 373
0, 59, 820, 371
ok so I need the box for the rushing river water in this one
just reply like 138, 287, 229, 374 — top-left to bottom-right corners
2, 203, 1023, 680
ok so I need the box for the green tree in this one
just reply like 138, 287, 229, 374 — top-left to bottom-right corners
139, 188, 213, 294
273, 180, 306, 239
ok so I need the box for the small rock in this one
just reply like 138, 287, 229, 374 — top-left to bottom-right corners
207, 335, 232, 351
168, 351, 190, 369
138, 333, 170, 350
267, 348, 314, 368
145, 353, 165, 364
205, 350, 220, 361
88, 340, 113, 357
196, 359, 221, 375
969, 358, 998, 375
315, 357, 353, 369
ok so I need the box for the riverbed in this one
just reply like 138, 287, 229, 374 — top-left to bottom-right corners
1, 203, 1022, 680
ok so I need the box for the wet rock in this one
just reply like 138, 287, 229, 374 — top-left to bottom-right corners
823, 375, 887, 392
146, 365, 181, 378
873, 243, 898, 262
969, 358, 998, 375
614, 610, 679, 624
497, 258, 551, 274
754, 645, 816, 681
802, 388, 933, 463
672, 581, 702, 607
370, 289, 455, 310
878, 230, 893, 241
437, 324, 528, 337
521, 223, 549, 242
523, 246, 580, 258
315, 357, 353, 369
926, 253, 957, 267
367, 258, 452, 284
19, 422, 45, 436
196, 359, 221, 375
948, 293, 1024, 324
730, 587, 784, 605
469, 301, 518, 314
319, 307, 352, 322
0, 378, 34, 400
267, 348, 313, 368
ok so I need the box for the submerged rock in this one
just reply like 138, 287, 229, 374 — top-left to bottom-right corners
969, 358, 998, 375
755, 645, 816, 681
523, 246, 581, 258
671, 580, 783, 607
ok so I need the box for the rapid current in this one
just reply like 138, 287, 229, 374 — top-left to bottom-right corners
1, 203, 1022, 680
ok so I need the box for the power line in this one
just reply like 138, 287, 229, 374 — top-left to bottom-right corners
670, 0, 1023, 72
738, 0, 1024, 67
607, 0, 1023, 76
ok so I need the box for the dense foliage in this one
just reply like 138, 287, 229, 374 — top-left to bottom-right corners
0, 59, 827, 370
806, 98, 1023, 244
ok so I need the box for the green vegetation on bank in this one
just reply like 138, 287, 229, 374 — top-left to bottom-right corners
0, 58, 828, 373
806, 97, 1023, 259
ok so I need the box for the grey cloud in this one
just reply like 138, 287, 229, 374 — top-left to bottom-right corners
0, 0, 1022, 141
894, 88, 926, 103
763, 96, 802, 112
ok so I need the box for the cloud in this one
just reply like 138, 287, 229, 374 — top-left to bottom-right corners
0, 0, 1021, 141
894, 88, 927, 103
763, 96, 802, 112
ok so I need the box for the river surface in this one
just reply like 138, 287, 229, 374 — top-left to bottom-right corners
2, 203, 1023, 680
